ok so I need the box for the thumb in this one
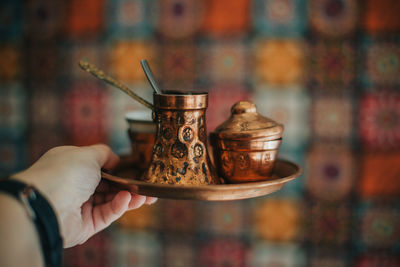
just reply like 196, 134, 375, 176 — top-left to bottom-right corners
86, 144, 120, 169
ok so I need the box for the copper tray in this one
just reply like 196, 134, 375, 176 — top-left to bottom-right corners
101, 157, 302, 201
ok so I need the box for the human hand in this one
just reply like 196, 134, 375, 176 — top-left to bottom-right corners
12, 145, 157, 248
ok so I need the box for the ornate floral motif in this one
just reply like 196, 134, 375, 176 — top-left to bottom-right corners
310, 40, 355, 87
171, 141, 187, 159
254, 199, 302, 241
159, 42, 196, 90
63, 81, 108, 146
310, 0, 358, 37
221, 152, 234, 177
357, 203, 400, 252
309, 202, 351, 245
108, 0, 154, 38
153, 143, 164, 157
110, 41, 153, 83
161, 126, 173, 140
193, 143, 203, 158
364, 40, 400, 86
157, 0, 202, 38
200, 238, 247, 267
237, 153, 249, 170
201, 40, 248, 83
307, 144, 354, 201
0, 84, 26, 138
255, 39, 304, 85
64, 232, 111, 267
359, 92, 400, 149
252, 0, 307, 37
248, 243, 306, 267
162, 200, 195, 232
312, 96, 353, 140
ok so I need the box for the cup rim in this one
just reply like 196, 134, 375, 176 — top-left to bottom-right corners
125, 110, 153, 123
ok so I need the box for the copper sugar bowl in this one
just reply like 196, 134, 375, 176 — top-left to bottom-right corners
142, 92, 220, 185
125, 110, 156, 174
210, 101, 284, 183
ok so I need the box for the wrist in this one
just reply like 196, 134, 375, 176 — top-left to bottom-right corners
0, 194, 44, 267
0, 179, 63, 266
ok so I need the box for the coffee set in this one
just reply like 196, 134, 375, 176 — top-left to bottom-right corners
79, 59, 301, 201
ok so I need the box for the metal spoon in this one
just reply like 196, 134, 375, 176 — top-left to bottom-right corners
140, 59, 162, 94
79, 59, 154, 110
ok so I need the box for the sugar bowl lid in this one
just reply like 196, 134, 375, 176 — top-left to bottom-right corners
213, 101, 284, 140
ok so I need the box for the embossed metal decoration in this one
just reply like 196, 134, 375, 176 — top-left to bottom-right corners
142, 92, 220, 185
210, 101, 284, 183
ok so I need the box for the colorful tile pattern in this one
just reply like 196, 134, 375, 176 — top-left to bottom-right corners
359, 153, 400, 197
107, 0, 154, 39
356, 202, 400, 253
201, 40, 249, 83
253, 198, 302, 242
252, 0, 307, 37
312, 95, 353, 140
0, 1, 399, 266
309, 202, 351, 245
159, 41, 196, 91
63, 232, 112, 267
255, 39, 305, 85
63, 81, 108, 146
364, 0, 400, 32
248, 243, 306, 267
362, 38, 400, 87
199, 238, 248, 267
310, 40, 355, 88
359, 92, 400, 149
309, 0, 358, 37
157, 0, 202, 39
306, 144, 354, 201
0, 84, 26, 138
65, 0, 105, 37
202, 0, 250, 36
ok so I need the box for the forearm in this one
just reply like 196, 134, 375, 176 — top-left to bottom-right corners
0, 194, 43, 267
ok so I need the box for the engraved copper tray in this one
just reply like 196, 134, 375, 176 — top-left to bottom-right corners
101, 156, 302, 201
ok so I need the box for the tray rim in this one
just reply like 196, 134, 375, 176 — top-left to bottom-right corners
101, 159, 302, 191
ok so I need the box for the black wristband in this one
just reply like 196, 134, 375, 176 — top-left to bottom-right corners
0, 179, 63, 267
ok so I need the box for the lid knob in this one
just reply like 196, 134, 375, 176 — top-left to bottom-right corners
231, 101, 257, 115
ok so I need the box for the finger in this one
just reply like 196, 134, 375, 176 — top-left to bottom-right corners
86, 144, 120, 169
93, 193, 105, 206
92, 191, 131, 232
128, 193, 146, 210
145, 197, 158, 205
93, 192, 122, 206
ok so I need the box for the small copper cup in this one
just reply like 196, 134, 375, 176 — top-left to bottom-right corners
125, 110, 156, 174
210, 101, 284, 183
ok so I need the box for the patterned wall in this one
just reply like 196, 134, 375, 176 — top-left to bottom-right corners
1, 0, 400, 266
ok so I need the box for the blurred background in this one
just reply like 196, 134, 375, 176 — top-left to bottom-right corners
1, 0, 400, 266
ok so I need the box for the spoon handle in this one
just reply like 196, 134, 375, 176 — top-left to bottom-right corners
79, 60, 154, 110
140, 59, 162, 94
